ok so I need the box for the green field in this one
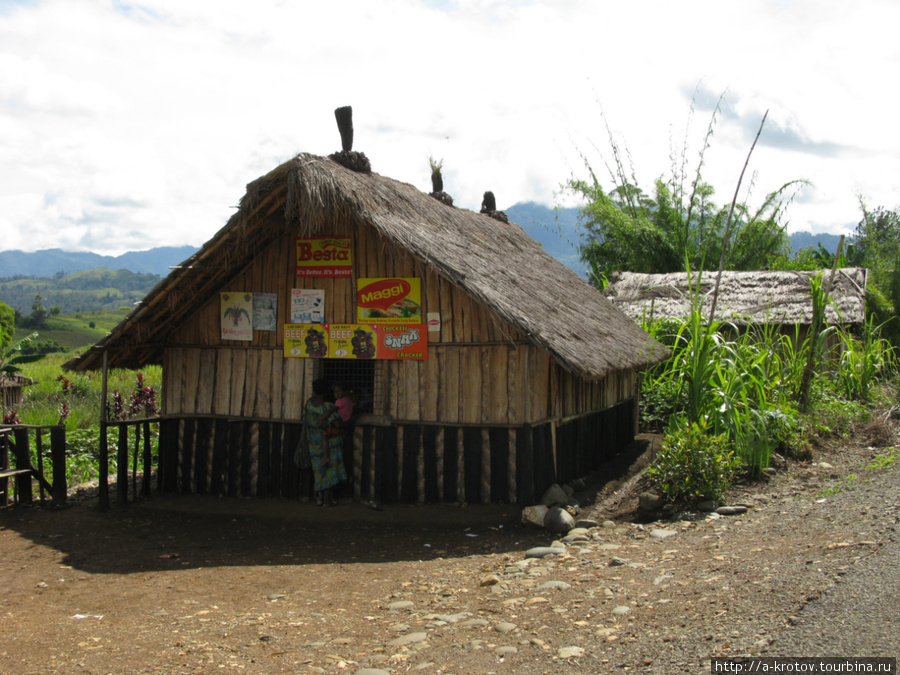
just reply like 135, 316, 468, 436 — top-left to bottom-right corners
13, 308, 132, 353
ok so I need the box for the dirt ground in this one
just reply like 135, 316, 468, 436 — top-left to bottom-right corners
1, 423, 898, 675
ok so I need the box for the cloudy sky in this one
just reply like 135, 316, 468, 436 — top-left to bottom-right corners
2, 0, 898, 255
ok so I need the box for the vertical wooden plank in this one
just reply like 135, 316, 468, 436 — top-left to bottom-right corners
531, 350, 551, 421
50, 426, 67, 506
375, 426, 398, 504
168, 347, 185, 415
401, 425, 420, 503
423, 425, 439, 503
281, 358, 302, 420
181, 349, 201, 414
507, 428, 517, 504
455, 289, 473, 343
271, 349, 284, 420
439, 277, 454, 344
403, 361, 420, 421
480, 427, 491, 503
229, 350, 247, 418
442, 427, 458, 503
463, 427, 481, 504
438, 347, 460, 423
489, 427, 509, 503
194, 419, 211, 495
461, 347, 482, 423
256, 349, 273, 418
490, 345, 508, 424
214, 348, 233, 415
196, 349, 217, 414
242, 350, 258, 417
258, 422, 271, 496
181, 418, 195, 494
421, 347, 439, 422
516, 424, 534, 505
11, 429, 32, 504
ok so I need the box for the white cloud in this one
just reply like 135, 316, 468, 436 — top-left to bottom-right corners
1, 0, 899, 255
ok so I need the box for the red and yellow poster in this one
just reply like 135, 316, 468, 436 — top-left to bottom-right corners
356, 278, 422, 323
295, 236, 352, 277
283, 323, 427, 360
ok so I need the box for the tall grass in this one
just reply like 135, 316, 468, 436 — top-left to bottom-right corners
12, 354, 161, 430
642, 293, 898, 500
2, 355, 162, 487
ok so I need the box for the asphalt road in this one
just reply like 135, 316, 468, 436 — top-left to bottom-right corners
765, 457, 900, 659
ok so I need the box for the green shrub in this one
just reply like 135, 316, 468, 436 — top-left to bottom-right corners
648, 422, 738, 502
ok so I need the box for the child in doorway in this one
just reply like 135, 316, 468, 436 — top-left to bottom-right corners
333, 382, 354, 424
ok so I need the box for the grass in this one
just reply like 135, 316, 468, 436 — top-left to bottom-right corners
641, 303, 898, 502
13, 308, 131, 351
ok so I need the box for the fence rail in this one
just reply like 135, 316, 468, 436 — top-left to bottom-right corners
0, 424, 66, 506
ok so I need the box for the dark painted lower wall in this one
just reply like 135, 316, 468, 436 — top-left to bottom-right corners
157, 398, 636, 504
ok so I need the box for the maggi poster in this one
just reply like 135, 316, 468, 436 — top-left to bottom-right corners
283, 323, 427, 360
296, 237, 352, 277
356, 278, 422, 323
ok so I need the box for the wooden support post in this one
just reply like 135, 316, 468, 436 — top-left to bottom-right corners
12, 429, 33, 504
50, 426, 67, 506
99, 351, 109, 510
117, 424, 128, 504
35, 429, 45, 502
141, 421, 152, 498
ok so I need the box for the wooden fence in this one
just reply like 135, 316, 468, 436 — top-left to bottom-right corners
0, 425, 66, 506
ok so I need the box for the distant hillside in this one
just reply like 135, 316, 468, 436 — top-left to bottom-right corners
0, 245, 199, 278
788, 231, 846, 254
0, 268, 160, 314
505, 202, 586, 276
504, 202, 848, 276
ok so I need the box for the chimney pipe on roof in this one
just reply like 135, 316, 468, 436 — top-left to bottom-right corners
334, 106, 354, 152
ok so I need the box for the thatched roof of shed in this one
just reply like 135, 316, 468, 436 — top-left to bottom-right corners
604, 268, 867, 326
65, 153, 667, 379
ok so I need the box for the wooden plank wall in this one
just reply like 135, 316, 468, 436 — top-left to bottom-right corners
158, 397, 636, 503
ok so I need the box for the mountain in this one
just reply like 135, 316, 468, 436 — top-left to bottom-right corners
788, 231, 846, 254
505, 202, 586, 276
0, 245, 199, 278
0, 268, 161, 314
504, 202, 849, 275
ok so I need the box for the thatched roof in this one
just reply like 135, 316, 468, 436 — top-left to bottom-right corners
65, 153, 667, 379
604, 268, 868, 326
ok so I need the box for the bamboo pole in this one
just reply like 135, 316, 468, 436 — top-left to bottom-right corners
99, 351, 110, 510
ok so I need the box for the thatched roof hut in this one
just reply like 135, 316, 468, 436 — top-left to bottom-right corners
604, 268, 868, 327
67, 154, 666, 376
0, 373, 33, 411
64, 152, 667, 505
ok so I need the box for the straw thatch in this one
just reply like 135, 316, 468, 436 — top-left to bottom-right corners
65, 153, 667, 378
604, 268, 868, 326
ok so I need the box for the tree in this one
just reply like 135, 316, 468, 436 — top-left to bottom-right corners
0, 302, 14, 353
853, 201, 900, 344
0, 332, 44, 379
566, 99, 803, 287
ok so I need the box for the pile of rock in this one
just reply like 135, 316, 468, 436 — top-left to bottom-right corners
520, 480, 590, 534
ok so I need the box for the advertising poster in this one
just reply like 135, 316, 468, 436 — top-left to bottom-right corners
252, 292, 278, 331
296, 236, 352, 277
291, 289, 324, 323
356, 277, 422, 323
284, 323, 329, 358
221, 292, 253, 341
283, 324, 427, 360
